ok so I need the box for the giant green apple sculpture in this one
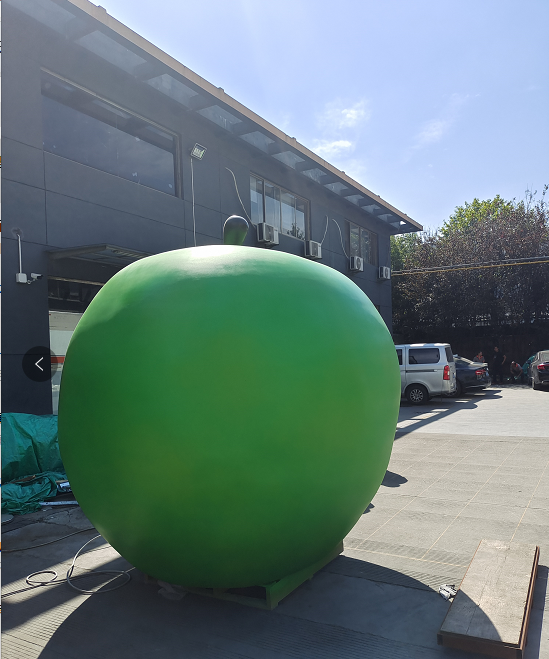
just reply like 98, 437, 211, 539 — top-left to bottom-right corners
58, 228, 400, 588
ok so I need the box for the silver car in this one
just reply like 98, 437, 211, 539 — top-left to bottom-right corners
395, 343, 457, 404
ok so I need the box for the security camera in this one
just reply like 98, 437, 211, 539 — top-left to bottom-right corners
30, 273, 43, 281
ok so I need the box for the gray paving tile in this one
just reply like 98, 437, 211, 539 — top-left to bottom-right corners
534, 482, 549, 496
366, 511, 456, 547
518, 508, 549, 526
503, 454, 549, 467
432, 476, 487, 489
472, 481, 539, 498
404, 497, 465, 516
487, 473, 542, 487
349, 513, 399, 539
430, 517, 518, 554
458, 456, 505, 467
510, 523, 549, 548
529, 495, 549, 510
471, 489, 535, 507
385, 479, 438, 496
497, 465, 547, 477
369, 493, 416, 510
457, 502, 525, 523
419, 485, 479, 502
385, 460, 417, 472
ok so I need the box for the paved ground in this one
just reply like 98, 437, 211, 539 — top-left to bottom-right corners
2, 385, 548, 658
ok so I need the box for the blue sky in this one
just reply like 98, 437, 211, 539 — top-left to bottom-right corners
100, 0, 548, 231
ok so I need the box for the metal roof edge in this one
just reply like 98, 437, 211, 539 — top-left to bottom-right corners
57, 0, 423, 233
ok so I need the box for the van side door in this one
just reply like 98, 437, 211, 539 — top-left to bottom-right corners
406, 347, 442, 395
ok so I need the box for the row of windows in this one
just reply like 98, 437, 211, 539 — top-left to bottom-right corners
250, 175, 308, 240
250, 176, 379, 264
41, 71, 379, 262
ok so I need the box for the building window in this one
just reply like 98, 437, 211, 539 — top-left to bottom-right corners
250, 175, 309, 240
349, 221, 378, 266
41, 71, 178, 196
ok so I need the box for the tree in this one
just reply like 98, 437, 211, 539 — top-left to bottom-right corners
391, 187, 549, 356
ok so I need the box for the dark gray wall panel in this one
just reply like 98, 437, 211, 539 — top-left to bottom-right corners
184, 229, 222, 248
181, 149, 221, 213
2, 354, 53, 415
44, 154, 185, 228
46, 192, 186, 253
2, 6, 44, 148
2, 238, 51, 355
2, 139, 45, 189
183, 201, 222, 242
2, 180, 48, 244
218, 156, 251, 222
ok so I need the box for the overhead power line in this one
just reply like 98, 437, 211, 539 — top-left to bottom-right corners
392, 256, 549, 276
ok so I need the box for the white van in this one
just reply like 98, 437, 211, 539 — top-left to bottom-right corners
395, 343, 456, 404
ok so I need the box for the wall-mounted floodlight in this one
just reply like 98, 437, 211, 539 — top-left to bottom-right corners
190, 144, 207, 160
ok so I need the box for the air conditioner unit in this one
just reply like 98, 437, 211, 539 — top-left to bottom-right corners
349, 256, 363, 272
305, 240, 322, 259
378, 266, 391, 280
257, 223, 279, 245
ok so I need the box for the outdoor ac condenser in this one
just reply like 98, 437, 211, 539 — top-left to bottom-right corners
378, 266, 391, 280
305, 240, 322, 259
349, 256, 364, 272
257, 223, 279, 246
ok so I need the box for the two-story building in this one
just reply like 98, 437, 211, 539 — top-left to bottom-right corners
2, 0, 421, 414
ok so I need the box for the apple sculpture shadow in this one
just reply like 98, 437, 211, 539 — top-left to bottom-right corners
58, 217, 401, 588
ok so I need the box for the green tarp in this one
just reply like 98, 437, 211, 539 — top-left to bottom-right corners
1, 413, 66, 515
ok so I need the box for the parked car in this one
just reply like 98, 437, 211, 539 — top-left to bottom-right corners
523, 355, 536, 381
395, 343, 457, 404
451, 356, 491, 396
528, 350, 549, 390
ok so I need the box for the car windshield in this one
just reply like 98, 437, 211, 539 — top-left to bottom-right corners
540, 351, 549, 362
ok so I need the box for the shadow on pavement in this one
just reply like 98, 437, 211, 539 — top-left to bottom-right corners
381, 471, 408, 488
23, 555, 455, 659
395, 388, 503, 438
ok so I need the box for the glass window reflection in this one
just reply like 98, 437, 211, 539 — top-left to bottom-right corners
250, 176, 264, 224
295, 199, 306, 240
264, 182, 281, 228
349, 222, 379, 265
250, 174, 309, 241
350, 224, 360, 257
281, 191, 295, 237
41, 73, 176, 195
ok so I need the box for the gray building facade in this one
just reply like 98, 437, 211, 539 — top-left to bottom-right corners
2, 0, 421, 415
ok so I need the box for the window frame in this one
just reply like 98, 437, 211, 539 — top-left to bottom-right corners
348, 221, 378, 266
250, 173, 310, 241
41, 68, 181, 197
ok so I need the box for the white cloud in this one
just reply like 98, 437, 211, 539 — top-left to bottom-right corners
409, 93, 469, 154
317, 99, 371, 131
415, 119, 450, 147
312, 139, 354, 158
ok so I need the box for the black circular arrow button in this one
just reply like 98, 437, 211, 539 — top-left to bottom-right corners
22, 346, 57, 382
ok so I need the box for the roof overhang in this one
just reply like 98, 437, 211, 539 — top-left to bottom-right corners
14, 0, 422, 235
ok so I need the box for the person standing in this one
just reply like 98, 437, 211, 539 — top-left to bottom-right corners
474, 351, 485, 363
492, 347, 507, 384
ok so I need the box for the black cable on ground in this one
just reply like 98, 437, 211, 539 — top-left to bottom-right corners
2, 527, 97, 553
2, 533, 133, 597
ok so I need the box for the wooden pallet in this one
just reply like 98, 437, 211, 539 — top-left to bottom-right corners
182, 542, 343, 610
437, 539, 539, 659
